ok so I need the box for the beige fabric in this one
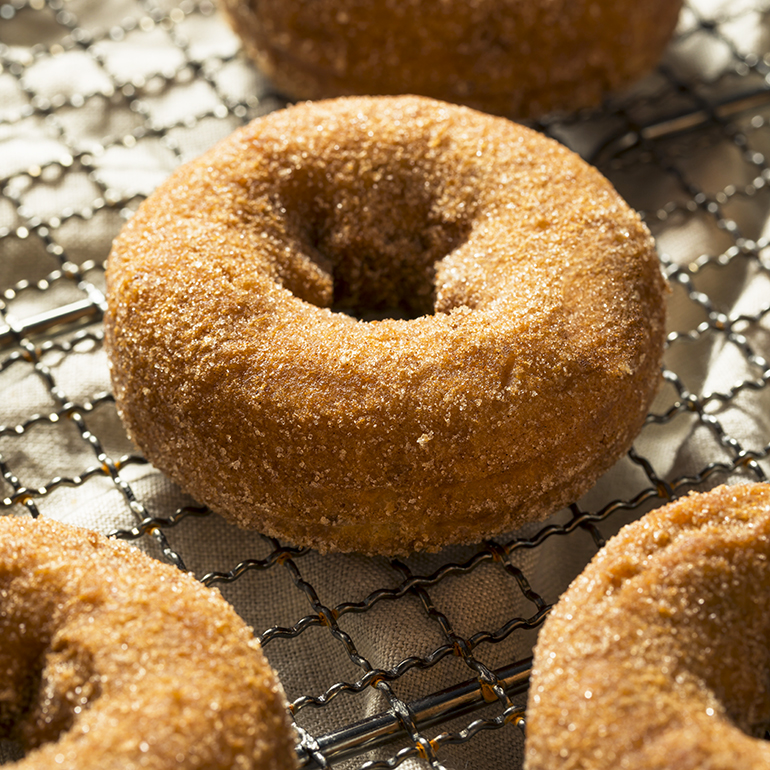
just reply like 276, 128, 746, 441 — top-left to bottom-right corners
1, 1, 769, 768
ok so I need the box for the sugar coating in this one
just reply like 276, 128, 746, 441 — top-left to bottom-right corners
220, 0, 683, 118
525, 482, 770, 770
0, 517, 296, 770
105, 95, 667, 555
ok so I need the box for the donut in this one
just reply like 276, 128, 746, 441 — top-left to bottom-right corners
525, 482, 770, 770
0, 516, 296, 770
104, 95, 667, 555
219, 0, 683, 118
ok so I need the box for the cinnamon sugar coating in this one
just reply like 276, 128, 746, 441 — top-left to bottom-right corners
0, 517, 296, 770
220, 0, 683, 118
525, 483, 770, 770
105, 95, 667, 555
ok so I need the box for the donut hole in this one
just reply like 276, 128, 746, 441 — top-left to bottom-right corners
0, 643, 48, 758
0, 600, 100, 760
0, 644, 92, 766
0, 739, 24, 763
274, 158, 473, 320
322, 216, 472, 320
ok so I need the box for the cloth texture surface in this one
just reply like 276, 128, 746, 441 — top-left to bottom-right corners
1, 1, 770, 768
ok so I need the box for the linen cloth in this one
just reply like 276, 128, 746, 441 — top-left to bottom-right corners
1, 1, 769, 768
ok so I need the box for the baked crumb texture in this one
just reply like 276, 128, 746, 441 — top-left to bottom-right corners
525, 482, 770, 770
105, 95, 667, 555
0, 517, 297, 770
220, 0, 683, 118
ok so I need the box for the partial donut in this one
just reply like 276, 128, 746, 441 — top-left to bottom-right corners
219, 0, 683, 118
525, 482, 770, 770
105, 95, 667, 555
0, 516, 296, 770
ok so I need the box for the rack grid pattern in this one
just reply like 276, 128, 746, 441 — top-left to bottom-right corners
1, 1, 770, 768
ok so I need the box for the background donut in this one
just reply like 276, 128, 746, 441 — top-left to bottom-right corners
5, 2, 770, 768
525, 483, 770, 770
105, 95, 667, 555
0, 517, 296, 770
219, 0, 683, 118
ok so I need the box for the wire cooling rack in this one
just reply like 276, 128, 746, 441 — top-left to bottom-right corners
1, 1, 770, 768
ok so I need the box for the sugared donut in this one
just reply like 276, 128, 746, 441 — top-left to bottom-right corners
219, 0, 682, 118
525, 483, 770, 770
0, 517, 296, 770
105, 95, 667, 556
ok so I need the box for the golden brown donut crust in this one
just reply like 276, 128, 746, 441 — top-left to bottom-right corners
525, 483, 770, 770
220, 0, 683, 118
0, 517, 296, 770
105, 95, 667, 555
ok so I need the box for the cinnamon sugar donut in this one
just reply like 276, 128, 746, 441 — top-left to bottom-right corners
220, 0, 682, 118
105, 95, 667, 555
0, 516, 296, 770
525, 483, 770, 770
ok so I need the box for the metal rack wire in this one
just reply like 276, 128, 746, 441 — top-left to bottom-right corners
1, 1, 770, 768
